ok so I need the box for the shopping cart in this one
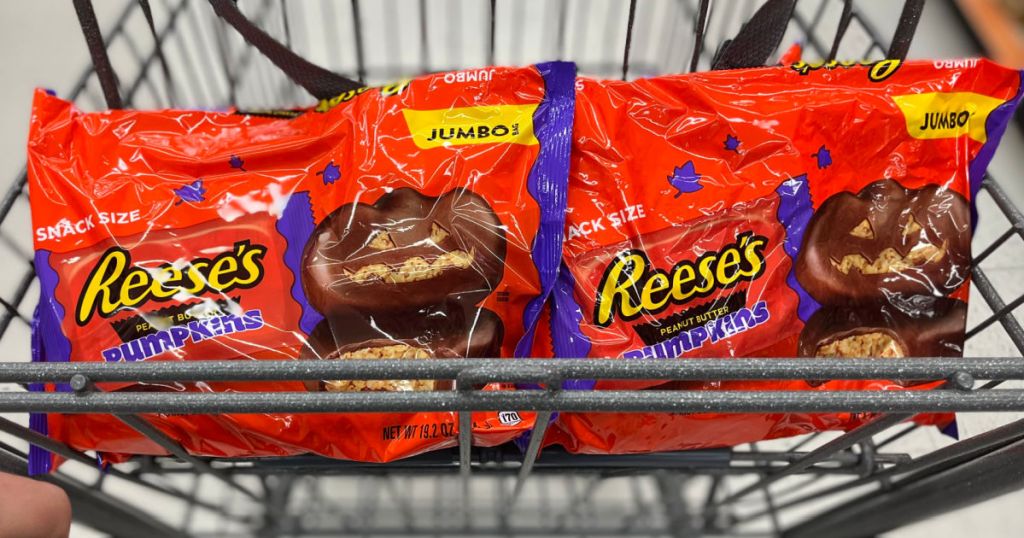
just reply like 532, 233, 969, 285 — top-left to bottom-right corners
2, 1, 1024, 536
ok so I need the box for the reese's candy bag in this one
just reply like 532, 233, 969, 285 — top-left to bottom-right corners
26, 62, 575, 471
547, 58, 1022, 454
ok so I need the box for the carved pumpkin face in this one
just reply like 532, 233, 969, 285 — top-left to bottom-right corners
301, 188, 507, 316
796, 180, 969, 303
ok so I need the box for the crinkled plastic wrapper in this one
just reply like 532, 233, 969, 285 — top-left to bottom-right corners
26, 62, 576, 471
546, 59, 1023, 454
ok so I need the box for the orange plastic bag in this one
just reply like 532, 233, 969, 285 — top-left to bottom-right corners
27, 62, 575, 471
547, 59, 1022, 454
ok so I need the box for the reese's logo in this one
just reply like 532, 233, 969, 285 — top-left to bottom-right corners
402, 104, 539, 149
75, 241, 267, 326
593, 232, 768, 327
791, 58, 902, 82
314, 79, 410, 113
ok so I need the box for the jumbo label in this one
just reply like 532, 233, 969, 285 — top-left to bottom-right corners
402, 104, 539, 149
892, 92, 1006, 143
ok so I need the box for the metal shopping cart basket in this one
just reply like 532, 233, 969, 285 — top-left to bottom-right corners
3, 0, 1024, 536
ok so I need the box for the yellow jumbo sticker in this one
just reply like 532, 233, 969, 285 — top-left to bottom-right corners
402, 104, 539, 149
892, 92, 1006, 143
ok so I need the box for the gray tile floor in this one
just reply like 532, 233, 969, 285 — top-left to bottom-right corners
1, 1, 1023, 536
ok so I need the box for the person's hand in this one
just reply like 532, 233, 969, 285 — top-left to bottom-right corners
0, 471, 71, 538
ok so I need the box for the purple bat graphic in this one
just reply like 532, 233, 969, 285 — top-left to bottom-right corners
668, 161, 703, 198
813, 145, 832, 169
724, 134, 741, 152
174, 179, 206, 205
317, 161, 341, 185
229, 155, 246, 171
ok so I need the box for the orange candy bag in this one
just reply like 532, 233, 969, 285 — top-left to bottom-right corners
547, 59, 1023, 454
26, 62, 575, 471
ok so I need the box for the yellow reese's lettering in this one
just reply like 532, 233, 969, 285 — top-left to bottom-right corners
75, 241, 267, 325
593, 232, 768, 327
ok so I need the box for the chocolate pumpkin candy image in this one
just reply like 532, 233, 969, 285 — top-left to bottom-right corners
300, 306, 503, 392
795, 179, 969, 303
301, 187, 507, 316
798, 298, 967, 386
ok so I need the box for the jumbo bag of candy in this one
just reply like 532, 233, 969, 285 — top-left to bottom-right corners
545, 58, 1023, 454
25, 61, 575, 471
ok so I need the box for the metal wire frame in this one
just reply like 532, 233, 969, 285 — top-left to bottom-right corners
141, 445, 913, 476
3, 358, 1024, 414
0, 0, 1022, 536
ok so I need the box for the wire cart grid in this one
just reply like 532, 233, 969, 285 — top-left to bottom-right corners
2, 1, 1024, 537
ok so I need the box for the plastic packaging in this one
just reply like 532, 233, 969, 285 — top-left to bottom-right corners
26, 62, 575, 470
547, 58, 1023, 454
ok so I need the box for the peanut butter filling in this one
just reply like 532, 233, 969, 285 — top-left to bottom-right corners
831, 240, 947, 275
346, 248, 475, 284
903, 214, 923, 235
849, 219, 874, 239
368, 231, 396, 250
323, 343, 437, 392
430, 222, 450, 243
816, 332, 905, 358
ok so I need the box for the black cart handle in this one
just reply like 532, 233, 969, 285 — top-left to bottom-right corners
73, 0, 363, 109
76, 0, 927, 110
712, 0, 799, 70
207, 0, 363, 100
73, 0, 124, 109
711, 0, 924, 71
